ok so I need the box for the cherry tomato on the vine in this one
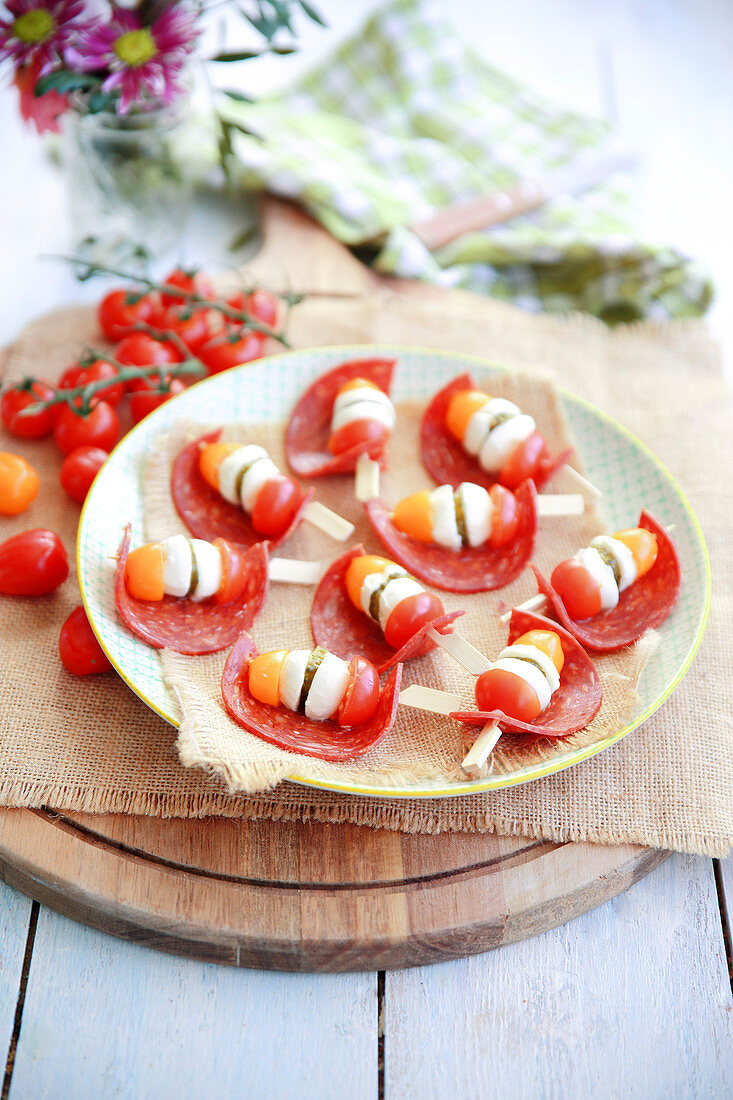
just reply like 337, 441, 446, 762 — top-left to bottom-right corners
53, 401, 120, 456
58, 363, 84, 390
58, 605, 112, 676
0, 380, 56, 439
128, 378, 185, 424
98, 289, 156, 341
160, 267, 214, 309
0, 528, 68, 596
161, 304, 210, 353
337, 656, 380, 726
0, 452, 39, 515
226, 289, 279, 330
114, 332, 182, 367
60, 359, 124, 406
198, 330, 265, 376
59, 446, 108, 504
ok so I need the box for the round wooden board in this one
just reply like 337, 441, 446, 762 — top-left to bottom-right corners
0, 808, 668, 970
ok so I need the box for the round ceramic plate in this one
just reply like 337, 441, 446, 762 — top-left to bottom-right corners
78, 345, 710, 797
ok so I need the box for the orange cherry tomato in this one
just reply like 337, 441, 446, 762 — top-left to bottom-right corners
0, 529, 68, 596
445, 390, 488, 442
58, 606, 113, 676
500, 430, 548, 489
514, 629, 565, 673
248, 650, 287, 707
345, 555, 393, 610
337, 656, 380, 726
488, 484, 519, 546
198, 442, 240, 491
391, 490, 433, 543
614, 528, 658, 577
550, 557, 603, 620
383, 590, 444, 651
0, 452, 39, 515
475, 667, 541, 722
125, 543, 165, 601
328, 418, 389, 457
59, 446, 108, 504
98, 289, 156, 341
250, 476, 304, 538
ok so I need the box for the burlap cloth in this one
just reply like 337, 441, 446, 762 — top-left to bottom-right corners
1, 290, 731, 855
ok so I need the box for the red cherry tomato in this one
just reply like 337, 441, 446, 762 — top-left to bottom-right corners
0, 528, 68, 596
383, 590, 444, 652
500, 430, 549, 490
550, 558, 603, 620
98, 289, 156, 341
212, 538, 249, 605
337, 656, 380, 726
489, 484, 520, 547
59, 446, 108, 504
250, 476, 303, 538
161, 304, 210, 353
58, 362, 84, 390
82, 359, 125, 406
160, 267, 214, 309
115, 333, 182, 367
0, 380, 56, 438
59, 605, 112, 676
247, 289, 278, 329
198, 330, 265, 376
128, 378, 185, 424
53, 401, 120, 456
328, 418, 389, 457
474, 667, 542, 722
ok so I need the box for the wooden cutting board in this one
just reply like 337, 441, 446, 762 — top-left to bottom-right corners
0, 199, 669, 971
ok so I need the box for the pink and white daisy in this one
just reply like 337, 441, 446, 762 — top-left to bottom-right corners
0, 0, 85, 75
67, 4, 198, 114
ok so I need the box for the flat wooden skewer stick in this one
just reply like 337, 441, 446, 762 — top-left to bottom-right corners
302, 501, 354, 541
461, 722, 502, 778
536, 493, 585, 517
268, 558, 321, 585
426, 627, 489, 675
398, 685, 463, 715
500, 594, 547, 624
562, 465, 603, 498
355, 454, 381, 502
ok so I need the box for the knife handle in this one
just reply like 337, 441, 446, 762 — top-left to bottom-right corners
411, 179, 547, 252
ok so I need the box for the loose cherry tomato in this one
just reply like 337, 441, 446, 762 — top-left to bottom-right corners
53, 401, 120, 456
198, 330, 265, 376
250, 476, 303, 537
114, 332, 182, 367
328, 418, 389, 457
58, 605, 112, 676
0, 452, 39, 515
161, 304, 210, 353
59, 446, 108, 504
489, 483, 520, 547
98, 289, 156, 341
160, 267, 214, 309
475, 667, 542, 722
0, 528, 68, 596
337, 656, 380, 726
550, 557, 602, 620
500, 430, 548, 490
383, 591, 444, 652
0, 380, 56, 439
128, 378, 185, 424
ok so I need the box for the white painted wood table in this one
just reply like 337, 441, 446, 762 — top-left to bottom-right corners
1, 1, 732, 1095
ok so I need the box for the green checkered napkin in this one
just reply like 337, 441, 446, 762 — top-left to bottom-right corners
219, 0, 713, 323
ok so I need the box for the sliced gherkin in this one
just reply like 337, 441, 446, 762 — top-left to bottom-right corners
488, 410, 513, 433
453, 487, 468, 547
368, 567, 408, 623
515, 654, 553, 687
186, 540, 198, 597
594, 544, 621, 586
298, 647, 326, 712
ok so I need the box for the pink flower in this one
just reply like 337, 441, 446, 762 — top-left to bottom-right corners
0, 0, 84, 75
67, 4, 198, 114
13, 54, 68, 131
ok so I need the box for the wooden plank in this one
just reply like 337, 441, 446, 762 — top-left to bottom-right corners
386, 854, 733, 1096
8, 908, 377, 1100
0, 882, 33, 1075
716, 854, 733, 955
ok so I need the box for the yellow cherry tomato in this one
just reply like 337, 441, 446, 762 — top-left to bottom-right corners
338, 377, 380, 394
248, 650, 288, 707
345, 554, 394, 610
391, 490, 433, 543
198, 441, 242, 491
125, 543, 165, 601
514, 629, 565, 673
0, 452, 39, 515
445, 390, 490, 442
613, 528, 658, 577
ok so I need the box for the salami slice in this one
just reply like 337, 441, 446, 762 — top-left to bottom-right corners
363, 479, 537, 593
451, 609, 602, 739
532, 509, 681, 653
114, 525, 269, 655
171, 429, 314, 549
221, 635, 402, 761
310, 544, 464, 673
420, 372, 570, 492
285, 358, 396, 478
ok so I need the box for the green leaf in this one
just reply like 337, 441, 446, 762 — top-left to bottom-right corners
210, 49, 264, 62
228, 225, 258, 252
221, 88, 255, 103
34, 70, 101, 97
298, 0, 327, 26
86, 89, 118, 114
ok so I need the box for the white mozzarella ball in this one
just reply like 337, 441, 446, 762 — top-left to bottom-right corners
279, 649, 311, 712
490, 656, 552, 713
590, 535, 637, 592
359, 565, 405, 617
304, 652, 351, 721
377, 576, 425, 631
239, 457, 281, 512
333, 386, 393, 415
462, 398, 520, 454
162, 535, 193, 598
189, 539, 222, 601
429, 484, 461, 551
457, 482, 493, 548
499, 644, 560, 693
575, 547, 619, 610
218, 445, 268, 504
331, 400, 395, 433
478, 413, 536, 474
